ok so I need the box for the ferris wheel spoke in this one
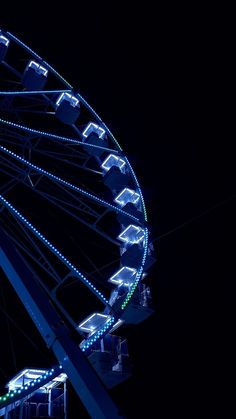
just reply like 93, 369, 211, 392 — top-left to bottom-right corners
0, 220, 103, 332
33, 190, 120, 246
39, 189, 100, 219
0, 177, 21, 194
0, 157, 20, 178
3, 99, 52, 112
0, 155, 105, 222
0, 89, 71, 96
0, 117, 118, 153
0, 92, 67, 114
2, 209, 63, 284
0, 161, 131, 247
1, 61, 22, 80
0, 226, 81, 331
35, 146, 91, 162
0, 144, 141, 222
0, 132, 89, 163
0, 138, 27, 148
0, 152, 142, 249
0, 29, 155, 419
0, 193, 111, 307
2, 216, 61, 286
0, 126, 38, 143
34, 148, 99, 173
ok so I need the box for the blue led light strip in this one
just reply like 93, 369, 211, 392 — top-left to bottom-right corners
0, 310, 114, 406
4, 29, 148, 223
72, 94, 148, 221
4, 29, 121, 155
0, 145, 140, 223
0, 366, 62, 407
0, 31, 152, 411
0, 89, 71, 96
121, 227, 149, 310
0, 317, 116, 406
4, 29, 147, 222
124, 157, 148, 222
0, 117, 118, 153
66, 91, 148, 221
0, 194, 108, 304
2, 29, 149, 313
6, 31, 73, 89
80, 317, 115, 352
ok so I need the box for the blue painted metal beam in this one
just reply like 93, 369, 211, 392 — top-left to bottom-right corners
0, 229, 123, 419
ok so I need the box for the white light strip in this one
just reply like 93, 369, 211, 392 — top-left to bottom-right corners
114, 188, 140, 206
118, 224, 145, 244
101, 154, 126, 171
78, 313, 109, 329
82, 122, 106, 139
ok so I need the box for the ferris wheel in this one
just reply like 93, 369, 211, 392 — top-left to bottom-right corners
0, 29, 154, 418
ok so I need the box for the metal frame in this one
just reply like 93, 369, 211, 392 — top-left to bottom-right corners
0, 29, 152, 418
0, 229, 122, 418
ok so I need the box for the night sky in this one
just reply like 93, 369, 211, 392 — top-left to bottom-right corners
0, 5, 234, 418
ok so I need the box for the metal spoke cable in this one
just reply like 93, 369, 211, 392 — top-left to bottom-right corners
0, 144, 140, 222
0, 193, 109, 305
152, 193, 236, 243
0, 31, 151, 393
0, 117, 117, 153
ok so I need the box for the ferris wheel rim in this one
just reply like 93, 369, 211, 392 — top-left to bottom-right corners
0, 28, 151, 358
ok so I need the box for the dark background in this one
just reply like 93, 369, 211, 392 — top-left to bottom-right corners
0, 5, 234, 418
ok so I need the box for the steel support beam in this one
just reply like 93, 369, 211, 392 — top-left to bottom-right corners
0, 229, 123, 419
